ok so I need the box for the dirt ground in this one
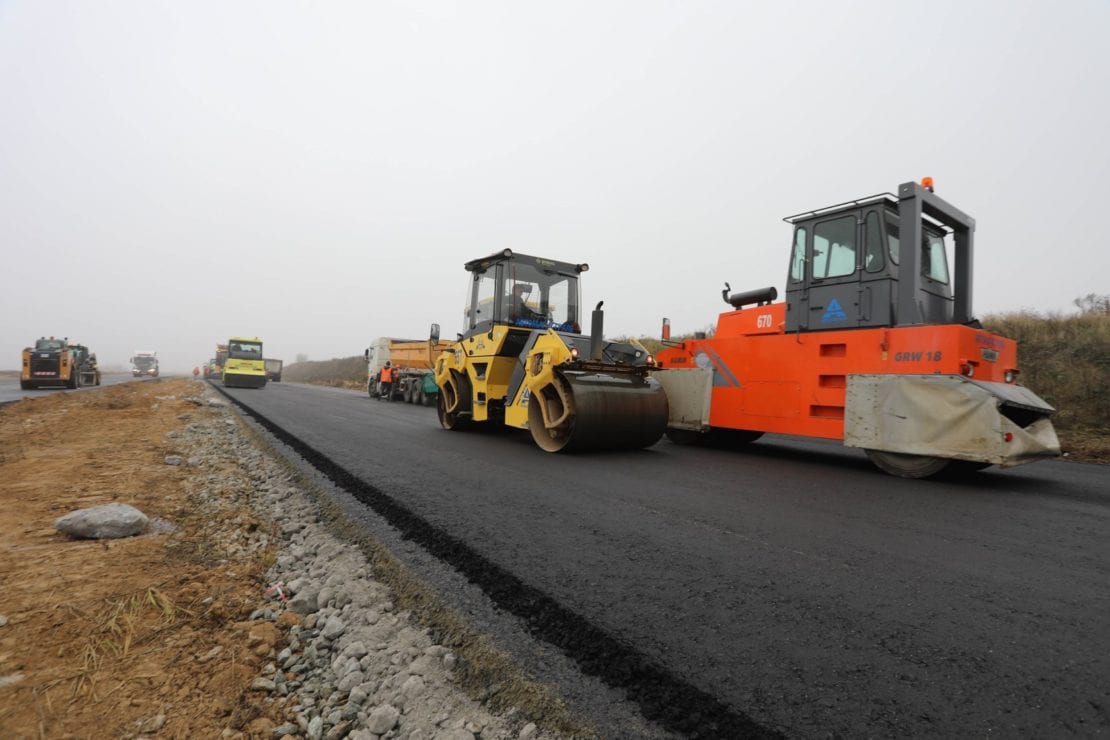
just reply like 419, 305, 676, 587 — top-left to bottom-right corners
0, 380, 292, 738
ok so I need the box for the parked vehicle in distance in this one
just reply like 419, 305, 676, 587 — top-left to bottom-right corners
264, 358, 283, 382
366, 334, 447, 405
130, 351, 159, 377
21, 337, 100, 390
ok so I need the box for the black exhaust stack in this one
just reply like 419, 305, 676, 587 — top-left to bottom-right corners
590, 301, 604, 360
722, 282, 778, 309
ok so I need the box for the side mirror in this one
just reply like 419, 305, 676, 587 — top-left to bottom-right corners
429, 323, 440, 342
364, 349, 369, 360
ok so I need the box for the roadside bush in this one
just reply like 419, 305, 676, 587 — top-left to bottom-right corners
283, 356, 365, 388
982, 310, 1110, 439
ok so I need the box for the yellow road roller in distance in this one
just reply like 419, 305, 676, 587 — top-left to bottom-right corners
434, 249, 668, 452
223, 336, 267, 389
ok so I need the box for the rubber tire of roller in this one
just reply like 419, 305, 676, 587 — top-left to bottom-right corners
865, 449, 956, 479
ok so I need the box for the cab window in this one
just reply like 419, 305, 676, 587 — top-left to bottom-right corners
923, 231, 950, 283
789, 227, 806, 282
886, 212, 900, 265
864, 211, 884, 272
467, 271, 496, 328
812, 216, 856, 279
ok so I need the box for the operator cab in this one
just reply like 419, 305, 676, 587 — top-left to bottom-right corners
35, 338, 65, 352
228, 339, 262, 358
462, 249, 586, 338
783, 179, 975, 332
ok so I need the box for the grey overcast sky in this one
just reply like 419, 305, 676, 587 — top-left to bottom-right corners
3, 1, 1108, 373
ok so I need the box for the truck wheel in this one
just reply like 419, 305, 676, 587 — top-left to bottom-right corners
865, 449, 952, 479
423, 391, 435, 407
414, 387, 425, 405
67, 369, 79, 389
20, 380, 34, 390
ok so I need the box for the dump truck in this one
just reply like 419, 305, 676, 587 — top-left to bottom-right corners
222, 337, 266, 388
652, 178, 1060, 478
20, 337, 100, 390
366, 336, 449, 405
130, 351, 159, 377
264, 358, 284, 382
434, 250, 667, 451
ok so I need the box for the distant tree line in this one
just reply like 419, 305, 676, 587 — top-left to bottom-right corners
1074, 293, 1110, 315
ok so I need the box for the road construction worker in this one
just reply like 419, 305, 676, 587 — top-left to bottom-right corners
379, 362, 394, 400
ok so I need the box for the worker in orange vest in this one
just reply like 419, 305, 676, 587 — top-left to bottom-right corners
379, 361, 394, 400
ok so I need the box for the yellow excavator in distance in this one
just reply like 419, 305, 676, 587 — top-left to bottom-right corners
434, 249, 669, 452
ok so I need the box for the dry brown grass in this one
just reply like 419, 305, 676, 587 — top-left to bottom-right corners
982, 310, 1110, 461
283, 356, 365, 386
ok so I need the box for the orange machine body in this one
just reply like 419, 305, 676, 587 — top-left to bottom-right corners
657, 302, 1019, 440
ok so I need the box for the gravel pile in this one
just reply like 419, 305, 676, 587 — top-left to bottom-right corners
170, 390, 560, 740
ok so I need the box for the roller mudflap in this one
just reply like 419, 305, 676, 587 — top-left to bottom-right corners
527, 370, 668, 452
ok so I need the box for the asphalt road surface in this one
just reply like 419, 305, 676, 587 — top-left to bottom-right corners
0, 372, 148, 405
221, 381, 1109, 738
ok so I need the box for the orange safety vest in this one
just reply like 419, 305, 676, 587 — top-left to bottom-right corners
381, 367, 393, 383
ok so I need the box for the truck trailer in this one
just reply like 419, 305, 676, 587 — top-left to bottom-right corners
264, 358, 284, 382
366, 335, 449, 405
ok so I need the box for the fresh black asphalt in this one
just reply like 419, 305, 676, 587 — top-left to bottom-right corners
221, 381, 1110, 738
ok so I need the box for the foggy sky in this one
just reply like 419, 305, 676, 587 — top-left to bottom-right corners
3, 1, 1108, 374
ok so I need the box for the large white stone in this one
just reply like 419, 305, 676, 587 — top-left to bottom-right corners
54, 503, 149, 540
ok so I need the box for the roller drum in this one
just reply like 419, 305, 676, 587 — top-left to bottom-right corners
528, 370, 668, 452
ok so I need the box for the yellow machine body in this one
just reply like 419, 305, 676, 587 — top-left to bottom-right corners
435, 250, 667, 452
223, 336, 267, 389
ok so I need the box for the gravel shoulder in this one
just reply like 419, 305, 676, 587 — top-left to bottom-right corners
0, 379, 583, 739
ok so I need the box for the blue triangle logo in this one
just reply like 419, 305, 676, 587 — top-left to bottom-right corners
822, 298, 848, 323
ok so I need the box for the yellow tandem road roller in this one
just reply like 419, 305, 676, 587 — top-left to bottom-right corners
434, 249, 668, 452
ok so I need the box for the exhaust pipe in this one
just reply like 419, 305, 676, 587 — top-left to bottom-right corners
590, 301, 604, 361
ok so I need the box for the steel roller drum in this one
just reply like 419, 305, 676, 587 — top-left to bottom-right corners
528, 370, 668, 452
